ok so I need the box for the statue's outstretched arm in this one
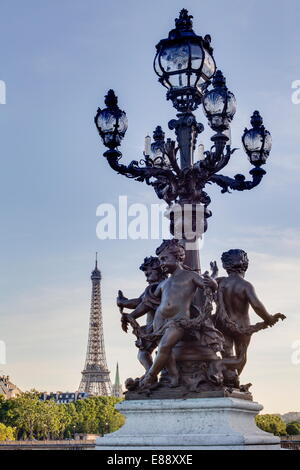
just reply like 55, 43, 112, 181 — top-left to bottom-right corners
130, 301, 153, 320
117, 290, 142, 310
196, 271, 218, 291
120, 298, 141, 309
129, 283, 162, 320
246, 282, 275, 325
192, 272, 205, 289
120, 301, 153, 334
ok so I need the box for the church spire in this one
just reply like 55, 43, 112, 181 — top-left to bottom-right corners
115, 362, 120, 386
112, 363, 123, 398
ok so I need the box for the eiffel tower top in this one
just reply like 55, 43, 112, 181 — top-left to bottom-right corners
91, 252, 101, 281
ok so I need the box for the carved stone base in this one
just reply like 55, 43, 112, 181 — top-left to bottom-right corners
125, 387, 252, 401
124, 356, 246, 400
96, 398, 281, 450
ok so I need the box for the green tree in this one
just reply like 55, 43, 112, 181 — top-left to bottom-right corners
0, 391, 67, 440
6, 393, 41, 439
74, 397, 99, 433
0, 394, 14, 423
72, 396, 124, 436
286, 422, 300, 435
63, 402, 78, 438
95, 396, 125, 434
0, 422, 15, 440
0, 393, 124, 440
36, 400, 68, 440
255, 414, 287, 436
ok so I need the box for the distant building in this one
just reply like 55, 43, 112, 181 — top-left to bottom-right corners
0, 375, 22, 399
40, 391, 88, 404
111, 363, 123, 398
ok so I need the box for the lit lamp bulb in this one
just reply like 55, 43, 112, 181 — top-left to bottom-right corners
144, 135, 151, 156
196, 143, 205, 160
224, 128, 231, 146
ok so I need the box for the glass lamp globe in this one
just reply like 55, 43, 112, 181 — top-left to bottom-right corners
94, 90, 128, 150
202, 70, 236, 131
154, 9, 216, 111
242, 111, 272, 166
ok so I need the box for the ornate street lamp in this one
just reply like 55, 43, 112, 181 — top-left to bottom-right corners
202, 70, 236, 132
153, 9, 215, 112
143, 126, 171, 169
94, 9, 272, 271
242, 110, 272, 166
94, 89, 128, 154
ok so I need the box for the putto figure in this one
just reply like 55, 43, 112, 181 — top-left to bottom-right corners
117, 256, 167, 372
139, 239, 224, 390
214, 249, 286, 377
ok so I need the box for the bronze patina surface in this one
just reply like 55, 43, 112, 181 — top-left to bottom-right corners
119, 242, 285, 400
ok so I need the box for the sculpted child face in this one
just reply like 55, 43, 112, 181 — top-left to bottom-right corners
143, 266, 161, 284
158, 249, 178, 274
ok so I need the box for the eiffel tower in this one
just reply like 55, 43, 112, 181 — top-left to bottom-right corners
78, 254, 112, 396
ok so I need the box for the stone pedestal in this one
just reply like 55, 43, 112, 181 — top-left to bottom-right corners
96, 397, 281, 450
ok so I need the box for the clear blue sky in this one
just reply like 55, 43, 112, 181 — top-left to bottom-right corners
0, 0, 299, 413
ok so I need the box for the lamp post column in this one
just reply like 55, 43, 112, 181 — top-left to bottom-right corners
168, 113, 204, 272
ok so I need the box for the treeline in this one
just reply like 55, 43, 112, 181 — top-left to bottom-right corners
255, 414, 300, 436
0, 392, 124, 440
1, 395, 299, 441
